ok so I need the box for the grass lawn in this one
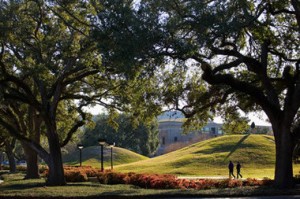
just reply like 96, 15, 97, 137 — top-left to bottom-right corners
2, 134, 300, 198
115, 134, 280, 179
1, 172, 300, 199
63, 146, 148, 168
64, 134, 300, 179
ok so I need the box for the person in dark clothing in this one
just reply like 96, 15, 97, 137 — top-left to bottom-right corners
236, 162, 242, 179
228, 161, 235, 179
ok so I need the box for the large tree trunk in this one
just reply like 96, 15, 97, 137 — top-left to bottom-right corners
46, 130, 66, 186
23, 143, 40, 179
23, 108, 41, 179
4, 141, 16, 173
273, 123, 294, 188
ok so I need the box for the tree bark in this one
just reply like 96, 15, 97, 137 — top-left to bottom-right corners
22, 143, 40, 179
4, 141, 16, 173
23, 107, 41, 179
46, 129, 66, 186
273, 122, 294, 188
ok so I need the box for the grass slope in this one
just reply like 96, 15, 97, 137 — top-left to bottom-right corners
63, 146, 148, 168
115, 134, 282, 179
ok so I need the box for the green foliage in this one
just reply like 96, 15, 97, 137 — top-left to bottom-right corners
96, 0, 299, 187
81, 114, 159, 156
0, 0, 165, 185
221, 108, 250, 134
82, 114, 158, 155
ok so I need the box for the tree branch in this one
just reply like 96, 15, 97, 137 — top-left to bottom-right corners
0, 116, 50, 165
201, 62, 281, 121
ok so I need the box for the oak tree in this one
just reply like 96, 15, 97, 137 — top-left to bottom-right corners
95, 0, 300, 188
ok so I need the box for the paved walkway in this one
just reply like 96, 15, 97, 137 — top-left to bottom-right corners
177, 176, 240, 180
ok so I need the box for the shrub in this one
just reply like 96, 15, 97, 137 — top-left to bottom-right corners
39, 165, 48, 174
40, 166, 274, 189
123, 173, 178, 189
149, 174, 179, 189
98, 172, 126, 184
16, 165, 27, 172
64, 170, 88, 182
228, 179, 243, 188
243, 178, 262, 186
41, 166, 98, 182
96, 172, 273, 190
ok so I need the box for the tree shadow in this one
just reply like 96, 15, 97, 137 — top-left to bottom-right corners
223, 134, 250, 162
1, 181, 45, 190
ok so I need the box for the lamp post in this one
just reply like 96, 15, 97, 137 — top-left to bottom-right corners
77, 144, 84, 167
108, 142, 115, 170
98, 139, 107, 172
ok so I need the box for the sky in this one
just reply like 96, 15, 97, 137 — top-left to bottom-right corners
85, 105, 271, 126
213, 113, 271, 126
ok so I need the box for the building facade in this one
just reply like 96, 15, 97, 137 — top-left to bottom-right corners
155, 119, 223, 155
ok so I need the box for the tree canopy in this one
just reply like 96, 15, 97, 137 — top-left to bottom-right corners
0, 0, 160, 185
82, 114, 159, 156
95, 0, 300, 188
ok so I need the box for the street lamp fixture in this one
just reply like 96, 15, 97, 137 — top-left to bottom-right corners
77, 144, 84, 167
108, 142, 115, 170
98, 138, 107, 172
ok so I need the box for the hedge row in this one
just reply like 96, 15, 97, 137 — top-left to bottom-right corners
97, 172, 272, 189
42, 166, 273, 189
42, 166, 101, 182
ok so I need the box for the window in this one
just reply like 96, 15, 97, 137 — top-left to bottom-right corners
211, 127, 216, 134
174, 137, 178, 142
162, 137, 165, 145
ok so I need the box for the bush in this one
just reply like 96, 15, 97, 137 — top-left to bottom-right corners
98, 172, 126, 184
16, 165, 27, 172
243, 178, 263, 186
42, 166, 99, 182
64, 170, 88, 182
39, 165, 48, 174
96, 172, 273, 190
123, 173, 178, 189
41, 166, 274, 189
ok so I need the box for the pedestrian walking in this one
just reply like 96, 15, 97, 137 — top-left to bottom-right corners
237, 161, 242, 179
228, 161, 235, 179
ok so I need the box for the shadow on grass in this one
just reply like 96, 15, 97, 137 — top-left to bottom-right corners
1, 181, 45, 190
223, 134, 250, 162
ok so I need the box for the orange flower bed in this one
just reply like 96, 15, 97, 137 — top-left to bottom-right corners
41, 166, 273, 189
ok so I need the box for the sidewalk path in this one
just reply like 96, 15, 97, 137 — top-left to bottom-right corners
177, 176, 265, 180
177, 176, 230, 180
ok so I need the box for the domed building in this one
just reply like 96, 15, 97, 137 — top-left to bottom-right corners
155, 118, 223, 155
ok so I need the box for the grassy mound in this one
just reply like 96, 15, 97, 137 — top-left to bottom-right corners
115, 134, 279, 179
63, 146, 148, 168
